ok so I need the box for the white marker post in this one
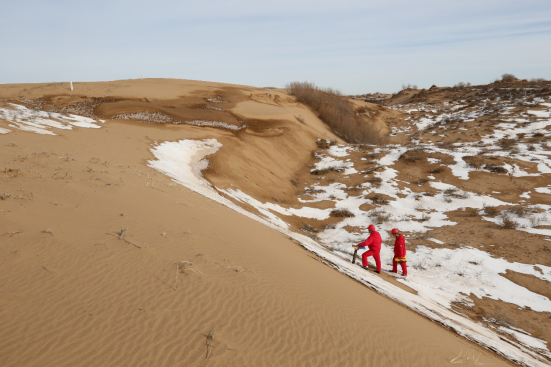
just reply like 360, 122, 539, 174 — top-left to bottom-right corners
70, 80, 73, 91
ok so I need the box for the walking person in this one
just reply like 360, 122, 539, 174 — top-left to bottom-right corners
391, 228, 407, 276
353, 224, 382, 273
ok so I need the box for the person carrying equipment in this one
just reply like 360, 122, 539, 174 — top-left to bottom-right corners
352, 224, 382, 273
391, 228, 407, 276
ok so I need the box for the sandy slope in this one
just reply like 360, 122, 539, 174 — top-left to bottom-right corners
0, 79, 512, 367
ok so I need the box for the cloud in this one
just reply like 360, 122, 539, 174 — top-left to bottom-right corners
1, 1, 550, 93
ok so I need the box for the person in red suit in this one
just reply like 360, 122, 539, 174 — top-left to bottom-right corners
353, 224, 381, 273
391, 228, 407, 276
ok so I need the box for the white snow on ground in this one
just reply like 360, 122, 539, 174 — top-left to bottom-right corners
0, 127, 11, 134
0, 104, 103, 135
528, 110, 551, 118
481, 207, 551, 238
327, 144, 355, 157
499, 327, 549, 352
535, 186, 551, 194
147, 139, 222, 198
312, 155, 354, 173
148, 138, 551, 366
220, 188, 330, 226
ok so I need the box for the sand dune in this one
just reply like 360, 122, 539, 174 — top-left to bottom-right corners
0, 79, 516, 366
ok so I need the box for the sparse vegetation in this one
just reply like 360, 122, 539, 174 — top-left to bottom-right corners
498, 138, 516, 149
454, 82, 471, 88
443, 188, 469, 199
363, 165, 384, 174
316, 138, 336, 149
483, 205, 499, 216
368, 177, 383, 186
429, 167, 445, 174
371, 194, 389, 205
310, 166, 343, 175
286, 81, 387, 144
529, 214, 547, 228
499, 215, 518, 229
330, 209, 355, 218
501, 73, 517, 82
299, 224, 319, 235
399, 148, 428, 163
485, 164, 507, 174
466, 208, 478, 217
401, 83, 418, 90
374, 210, 391, 224
507, 206, 528, 218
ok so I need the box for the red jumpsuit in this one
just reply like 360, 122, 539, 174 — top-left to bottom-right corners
392, 234, 407, 275
357, 231, 382, 271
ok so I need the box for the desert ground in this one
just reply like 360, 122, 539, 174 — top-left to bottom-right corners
1, 78, 550, 366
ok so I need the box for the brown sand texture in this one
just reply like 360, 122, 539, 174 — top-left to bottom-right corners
0, 79, 514, 367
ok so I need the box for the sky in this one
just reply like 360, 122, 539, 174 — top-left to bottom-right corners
1, 0, 551, 94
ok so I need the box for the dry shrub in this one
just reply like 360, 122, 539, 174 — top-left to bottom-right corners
499, 215, 518, 229
485, 164, 507, 174
372, 210, 391, 224
400, 148, 428, 163
444, 189, 469, 199
417, 179, 428, 186
429, 167, 445, 174
443, 188, 457, 197
316, 138, 336, 149
466, 208, 478, 217
371, 194, 389, 204
299, 224, 318, 234
483, 205, 499, 216
498, 138, 516, 149
286, 81, 387, 144
316, 139, 330, 149
311, 166, 343, 175
454, 82, 471, 88
364, 152, 381, 160
529, 214, 546, 228
501, 73, 517, 82
311, 168, 330, 175
330, 209, 355, 218
363, 165, 384, 174
369, 177, 383, 186
401, 83, 418, 90
464, 156, 483, 169
508, 206, 528, 218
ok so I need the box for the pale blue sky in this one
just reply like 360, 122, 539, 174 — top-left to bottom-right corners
2, 0, 551, 93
